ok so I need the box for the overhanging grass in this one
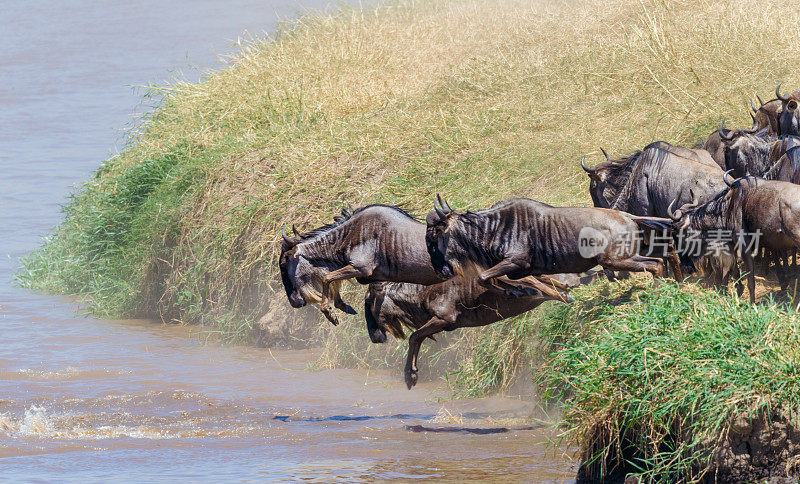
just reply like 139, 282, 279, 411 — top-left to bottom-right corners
540, 280, 800, 481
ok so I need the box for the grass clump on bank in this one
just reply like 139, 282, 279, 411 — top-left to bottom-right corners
542, 281, 800, 481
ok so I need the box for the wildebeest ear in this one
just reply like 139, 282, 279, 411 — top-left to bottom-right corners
425, 209, 442, 226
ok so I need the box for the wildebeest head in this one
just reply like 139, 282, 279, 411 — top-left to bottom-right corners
580, 150, 630, 208
751, 92, 783, 136
667, 170, 743, 234
776, 83, 800, 136
716, 120, 772, 177
425, 195, 458, 279
279, 225, 320, 308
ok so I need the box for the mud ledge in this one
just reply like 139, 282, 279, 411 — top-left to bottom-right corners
575, 411, 800, 483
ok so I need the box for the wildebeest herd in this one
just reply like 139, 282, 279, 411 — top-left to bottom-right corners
279, 84, 800, 389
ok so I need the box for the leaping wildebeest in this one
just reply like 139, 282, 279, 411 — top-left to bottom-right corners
424, 197, 672, 290
279, 203, 544, 325
279, 204, 443, 325
365, 273, 584, 388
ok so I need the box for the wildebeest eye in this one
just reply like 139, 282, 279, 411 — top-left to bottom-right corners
789, 101, 798, 111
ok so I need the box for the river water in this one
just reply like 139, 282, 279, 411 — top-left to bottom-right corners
0, 1, 575, 481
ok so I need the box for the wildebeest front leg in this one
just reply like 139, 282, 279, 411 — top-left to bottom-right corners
404, 317, 449, 389
597, 254, 664, 280
320, 265, 370, 325
772, 251, 788, 291
743, 252, 756, 303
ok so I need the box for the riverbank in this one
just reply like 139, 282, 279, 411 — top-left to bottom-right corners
17, 0, 800, 479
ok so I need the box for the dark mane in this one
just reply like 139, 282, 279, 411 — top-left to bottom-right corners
459, 198, 552, 224
297, 203, 418, 242
605, 143, 673, 211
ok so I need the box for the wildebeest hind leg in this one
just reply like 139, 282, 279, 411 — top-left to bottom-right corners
405, 317, 449, 390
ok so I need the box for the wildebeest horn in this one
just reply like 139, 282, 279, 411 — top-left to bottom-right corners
441, 195, 452, 212
743, 113, 760, 134
751, 99, 758, 114
436, 193, 452, 214
718, 119, 734, 141
757, 94, 765, 107
723, 169, 735, 187
667, 199, 680, 220
281, 225, 293, 244
689, 188, 698, 207
434, 195, 447, 219
599, 147, 611, 162
777, 82, 790, 102
292, 224, 300, 236
580, 155, 595, 173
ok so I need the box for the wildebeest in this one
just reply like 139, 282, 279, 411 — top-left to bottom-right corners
581, 141, 726, 218
425, 197, 671, 294
703, 117, 764, 170
364, 273, 584, 388
279, 204, 444, 325
746, 84, 800, 137
670, 174, 800, 302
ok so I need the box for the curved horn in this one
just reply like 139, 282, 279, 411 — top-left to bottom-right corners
718, 119, 734, 141
434, 196, 447, 219
292, 224, 300, 236
744, 113, 760, 133
580, 155, 595, 174
281, 225, 292, 244
437, 193, 452, 213
599, 147, 612, 162
436, 193, 452, 214
757, 94, 765, 107
667, 199, 680, 220
751, 99, 758, 114
723, 169, 735, 187
777, 82, 790, 102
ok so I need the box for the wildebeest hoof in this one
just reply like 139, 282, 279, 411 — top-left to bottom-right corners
370, 329, 387, 344
404, 369, 418, 389
503, 287, 527, 298
563, 293, 575, 303
321, 307, 339, 326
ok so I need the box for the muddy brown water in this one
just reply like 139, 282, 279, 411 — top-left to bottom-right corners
0, 1, 576, 481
